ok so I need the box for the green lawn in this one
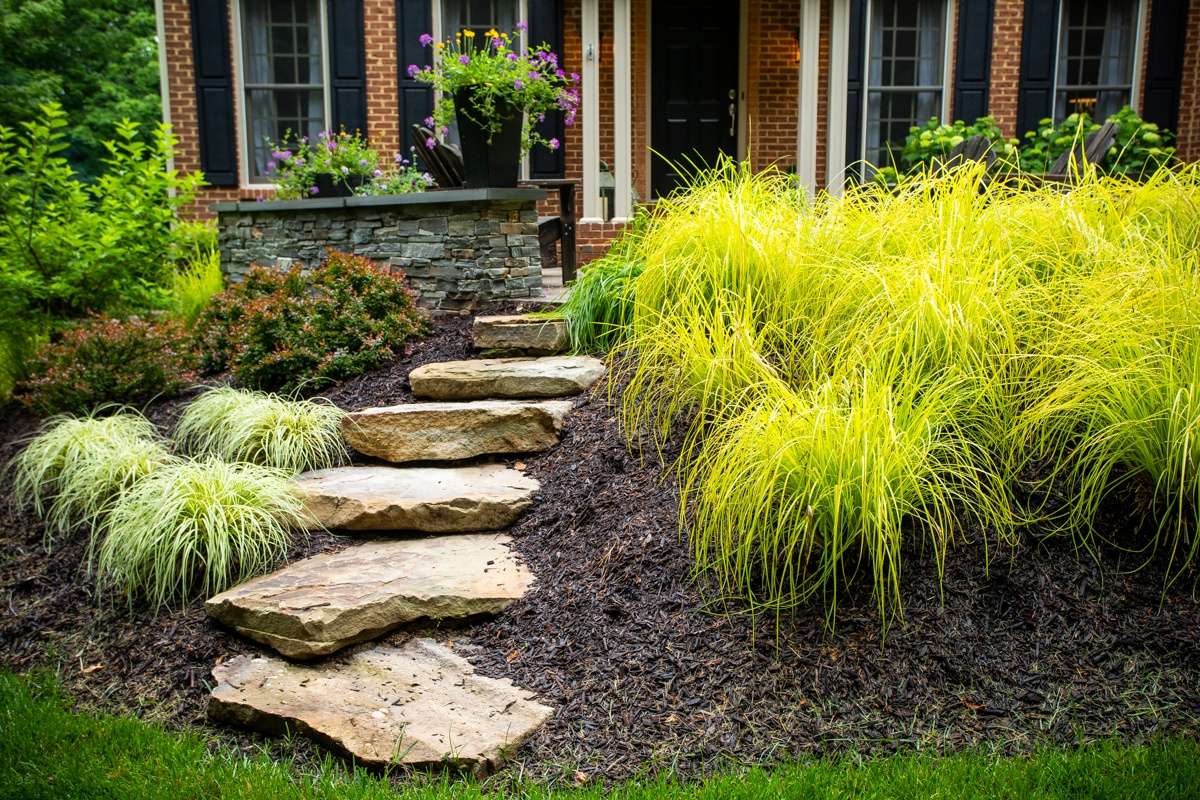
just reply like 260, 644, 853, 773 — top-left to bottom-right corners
1, 671, 1197, 800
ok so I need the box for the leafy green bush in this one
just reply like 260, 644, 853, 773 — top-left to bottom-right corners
609, 158, 1200, 625
98, 458, 304, 608
553, 220, 645, 353
175, 388, 347, 474
9, 412, 173, 543
1020, 107, 1176, 175
0, 103, 203, 391
194, 252, 428, 394
169, 249, 224, 326
900, 116, 1018, 172
16, 317, 199, 415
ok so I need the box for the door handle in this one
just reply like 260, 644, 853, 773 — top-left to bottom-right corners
728, 102, 736, 137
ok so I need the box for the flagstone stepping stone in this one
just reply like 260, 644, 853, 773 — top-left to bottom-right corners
297, 465, 538, 532
205, 534, 532, 659
342, 400, 573, 463
208, 638, 553, 774
409, 356, 605, 401
472, 314, 569, 355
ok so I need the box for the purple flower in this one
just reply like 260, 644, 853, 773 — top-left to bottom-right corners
265, 160, 276, 173
506, 52, 519, 61
309, 185, 320, 195
294, 156, 305, 166
516, 21, 528, 31
426, 137, 436, 150
407, 63, 421, 78
570, 72, 580, 82
528, 70, 541, 81
424, 116, 434, 127
340, 165, 350, 175
374, 168, 383, 177
458, 54, 471, 65
548, 137, 560, 151
514, 79, 524, 90
439, 125, 449, 136
271, 149, 292, 161
419, 32, 434, 47
359, 158, 369, 167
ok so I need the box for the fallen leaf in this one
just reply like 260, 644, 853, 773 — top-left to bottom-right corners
506, 650, 521, 663
514, 461, 527, 471
81, 663, 104, 674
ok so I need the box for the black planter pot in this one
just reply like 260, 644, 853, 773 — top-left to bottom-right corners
454, 89, 523, 188
312, 172, 367, 198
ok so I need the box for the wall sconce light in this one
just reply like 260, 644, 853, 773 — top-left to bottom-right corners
793, 28, 801, 64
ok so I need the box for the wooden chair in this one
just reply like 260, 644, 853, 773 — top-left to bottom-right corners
934, 134, 997, 171
409, 123, 577, 283
1046, 121, 1119, 180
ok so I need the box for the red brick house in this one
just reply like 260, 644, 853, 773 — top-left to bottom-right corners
158, 0, 1200, 262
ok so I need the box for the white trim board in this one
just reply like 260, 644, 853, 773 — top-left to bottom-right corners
612, 0, 633, 221
580, 0, 602, 222
825, 0, 850, 192
795, 0, 822, 193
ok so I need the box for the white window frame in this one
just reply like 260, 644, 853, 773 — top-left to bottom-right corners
1050, 0, 1147, 122
232, 0, 332, 188
858, 0, 955, 178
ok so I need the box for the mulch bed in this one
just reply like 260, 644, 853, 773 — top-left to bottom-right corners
2, 307, 1199, 787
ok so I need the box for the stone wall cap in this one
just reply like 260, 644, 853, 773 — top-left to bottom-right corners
212, 188, 546, 215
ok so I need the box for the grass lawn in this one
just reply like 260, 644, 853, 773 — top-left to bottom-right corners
2, 672, 1197, 800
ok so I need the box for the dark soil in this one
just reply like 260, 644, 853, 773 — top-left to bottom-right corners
2, 309, 1199, 787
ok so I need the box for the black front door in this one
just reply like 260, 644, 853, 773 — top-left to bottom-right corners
650, 0, 740, 197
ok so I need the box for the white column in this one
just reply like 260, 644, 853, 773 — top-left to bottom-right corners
580, 0, 602, 223
826, 0, 850, 193
155, 0, 173, 173
795, 0, 822, 194
612, 0, 633, 221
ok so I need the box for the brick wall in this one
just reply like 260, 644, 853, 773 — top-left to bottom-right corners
747, 0, 801, 172
987, 0, 1024, 136
364, 0, 402, 160
1177, 0, 1200, 160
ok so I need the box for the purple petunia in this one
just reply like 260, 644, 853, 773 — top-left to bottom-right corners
271, 149, 292, 161
514, 79, 524, 90
309, 185, 320, 195
419, 32, 434, 47
548, 137, 560, 151
407, 63, 421, 78
458, 54, 471, 65
265, 160, 276, 173
516, 21, 527, 31
426, 137, 436, 150
424, 116, 434, 127
506, 52, 519, 61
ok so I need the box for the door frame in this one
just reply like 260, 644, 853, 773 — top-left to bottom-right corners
645, 0, 747, 197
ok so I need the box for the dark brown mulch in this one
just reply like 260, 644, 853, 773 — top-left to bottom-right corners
2, 310, 1199, 786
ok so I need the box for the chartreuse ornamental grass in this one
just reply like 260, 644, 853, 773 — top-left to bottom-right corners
8, 411, 174, 545
610, 159, 1200, 624
175, 387, 348, 474
98, 458, 305, 609
3, 672, 1200, 800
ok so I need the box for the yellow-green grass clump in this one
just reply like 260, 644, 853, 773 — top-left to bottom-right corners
98, 458, 305, 609
614, 158, 1200, 624
175, 387, 347, 474
9, 411, 174, 544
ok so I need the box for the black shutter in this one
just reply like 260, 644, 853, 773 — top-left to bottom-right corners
1142, 0, 1189, 132
953, 0, 995, 122
845, 0, 868, 176
327, 0, 367, 136
189, 0, 237, 186
1016, 0, 1061, 137
529, 0, 565, 178
397, 0, 434, 161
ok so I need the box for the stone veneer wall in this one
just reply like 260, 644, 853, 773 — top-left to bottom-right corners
215, 189, 545, 311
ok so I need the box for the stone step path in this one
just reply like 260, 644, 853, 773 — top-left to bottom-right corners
342, 399, 572, 463
471, 314, 569, 355
206, 534, 532, 659
297, 465, 538, 533
209, 638, 553, 774
409, 355, 605, 401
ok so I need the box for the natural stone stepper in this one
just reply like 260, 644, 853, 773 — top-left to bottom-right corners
472, 314, 569, 355
408, 356, 606, 401
205, 534, 532, 659
297, 465, 538, 532
208, 638, 553, 773
342, 400, 573, 463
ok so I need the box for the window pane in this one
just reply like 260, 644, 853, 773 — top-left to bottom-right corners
247, 88, 325, 178
864, 0, 946, 172
1054, 0, 1138, 120
443, 0, 518, 37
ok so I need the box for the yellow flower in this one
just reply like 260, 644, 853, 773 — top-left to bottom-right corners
436, 41, 445, 49
501, 32, 510, 41
485, 28, 499, 38
463, 29, 476, 38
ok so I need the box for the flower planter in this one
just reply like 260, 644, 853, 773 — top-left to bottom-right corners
454, 89, 523, 188
313, 173, 367, 198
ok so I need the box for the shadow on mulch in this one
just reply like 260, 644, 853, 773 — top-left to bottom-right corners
1, 309, 1199, 787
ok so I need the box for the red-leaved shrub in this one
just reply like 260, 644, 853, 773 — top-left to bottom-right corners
16, 317, 198, 415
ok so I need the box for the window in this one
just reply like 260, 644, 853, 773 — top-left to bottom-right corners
442, 0, 519, 40
862, 0, 948, 173
240, 0, 328, 182
1053, 0, 1140, 121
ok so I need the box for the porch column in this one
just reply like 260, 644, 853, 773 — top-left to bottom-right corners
580, 0, 603, 222
796, 0, 822, 193
612, 0, 633, 221
826, 0, 850, 193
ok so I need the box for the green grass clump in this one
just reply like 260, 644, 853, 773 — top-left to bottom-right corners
169, 248, 224, 326
604, 158, 1200, 625
8, 411, 173, 543
175, 387, 347, 474
553, 220, 646, 353
97, 458, 304, 608
4, 671, 1200, 799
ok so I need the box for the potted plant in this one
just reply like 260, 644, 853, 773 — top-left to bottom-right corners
409, 24, 579, 187
267, 130, 379, 198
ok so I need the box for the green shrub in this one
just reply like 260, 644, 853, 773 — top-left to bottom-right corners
553, 220, 646, 353
98, 458, 304, 608
169, 249, 223, 326
0, 103, 203, 391
175, 387, 347, 474
609, 157, 1200, 625
1019, 107, 1175, 175
16, 317, 198, 415
194, 252, 428, 394
900, 116, 1018, 172
9, 411, 173, 543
